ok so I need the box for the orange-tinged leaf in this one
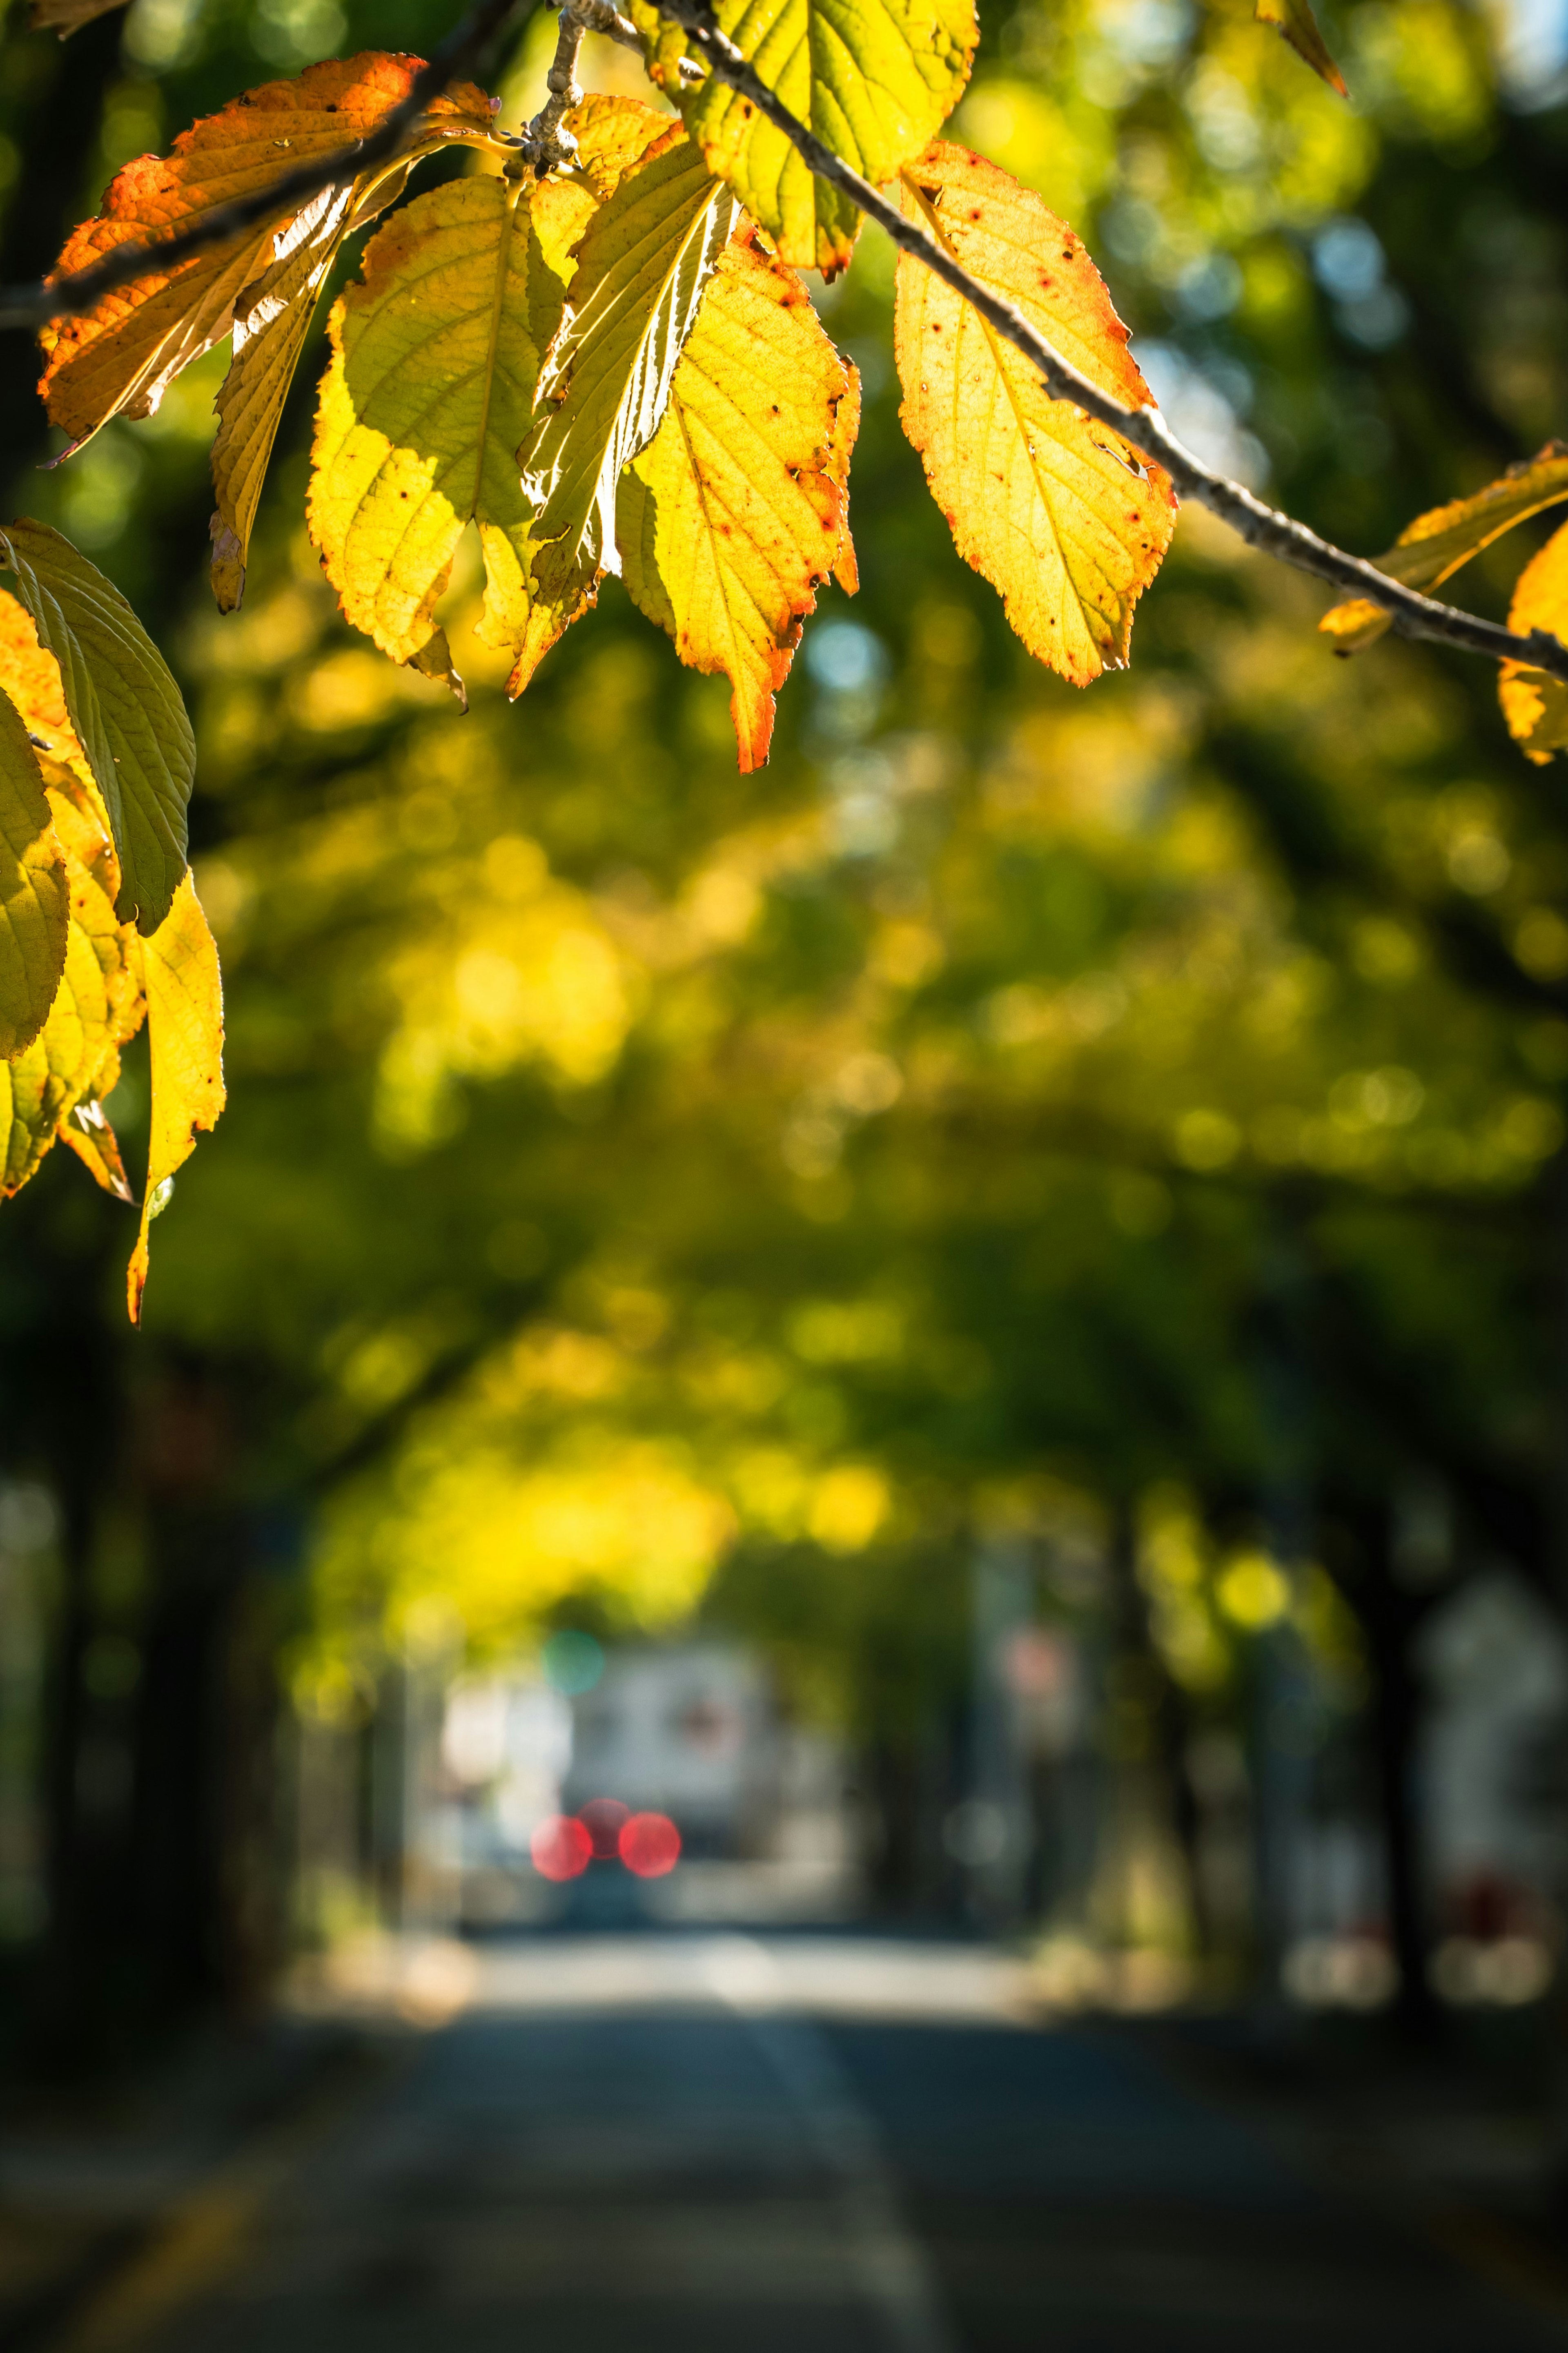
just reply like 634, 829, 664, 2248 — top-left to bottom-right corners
1500, 518, 1568, 765
1321, 440, 1568, 653
308, 169, 595, 696
59, 1093, 134, 1201
618, 231, 859, 771
127, 872, 225, 1325
209, 181, 359, 614
0, 588, 119, 863
0, 688, 69, 1061
568, 92, 676, 199
1254, 0, 1347, 94
894, 145, 1176, 686
209, 153, 440, 612
0, 587, 87, 761
38, 54, 494, 453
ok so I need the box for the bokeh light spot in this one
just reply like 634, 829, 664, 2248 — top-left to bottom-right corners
578, 1796, 630, 1860
619, 1811, 682, 1878
530, 1814, 591, 1880
542, 1628, 604, 1694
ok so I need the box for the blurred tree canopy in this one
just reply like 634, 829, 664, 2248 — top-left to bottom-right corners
3, 0, 1568, 2028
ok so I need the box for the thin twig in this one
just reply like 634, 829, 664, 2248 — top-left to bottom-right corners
564, 0, 703, 78
652, 0, 1568, 689
0, 0, 535, 330
516, 2, 589, 167
505, 0, 704, 165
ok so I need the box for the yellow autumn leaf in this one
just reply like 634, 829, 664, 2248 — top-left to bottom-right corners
893, 143, 1176, 686
0, 588, 70, 751
0, 520, 195, 935
40, 55, 494, 455
0, 590, 143, 1199
569, 91, 678, 199
2, 830, 141, 1198
519, 128, 738, 673
0, 688, 69, 1062
618, 229, 859, 770
628, 0, 977, 275
309, 169, 597, 700
127, 872, 226, 1325
1499, 518, 1568, 766
1321, 440, 1568, 653
0, 793, 141, 1205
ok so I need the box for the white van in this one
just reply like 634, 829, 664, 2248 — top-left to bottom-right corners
561, 1643, 781, 1858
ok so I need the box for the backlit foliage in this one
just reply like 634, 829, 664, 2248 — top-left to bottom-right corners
0, 0, 1559, 1386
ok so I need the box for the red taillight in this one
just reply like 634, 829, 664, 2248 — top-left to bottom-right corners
619, 1811, 682, 1878
577, 1796, 630, 1860
530, 1813, 592, 1881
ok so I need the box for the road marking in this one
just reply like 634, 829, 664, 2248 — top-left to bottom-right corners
45, 2045, 399, 2353
703, 1935, 960, 2353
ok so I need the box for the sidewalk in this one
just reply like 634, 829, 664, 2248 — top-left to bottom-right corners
1131, 2006, 1568, 2328
0, 2022, 381, 2353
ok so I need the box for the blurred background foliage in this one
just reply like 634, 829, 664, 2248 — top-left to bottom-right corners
2, 0, 1568, 2044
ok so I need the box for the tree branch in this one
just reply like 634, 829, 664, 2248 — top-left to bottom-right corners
651, 0, 1568, 690
0, 0, 536, 331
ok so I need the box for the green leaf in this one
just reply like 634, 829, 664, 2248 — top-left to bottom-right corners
0, 689, 69, 1060
0, 521, 195, 936
308, 168, 598, 699
1321, 440, 1568, 654
519, 128, 738, 638
628, 0, 978, 274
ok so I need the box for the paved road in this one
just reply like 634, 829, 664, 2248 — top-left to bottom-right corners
57, 1930, 1568, 2353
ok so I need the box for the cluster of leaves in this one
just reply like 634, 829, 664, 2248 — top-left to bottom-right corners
2, 5, 1196, 1294
0, 0, 1545, 1325
36, 29, 1187, 719
0, 523, 221, 1317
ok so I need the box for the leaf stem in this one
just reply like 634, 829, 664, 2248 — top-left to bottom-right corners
0, 0, 537, 331
649, 0, 1568, 688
